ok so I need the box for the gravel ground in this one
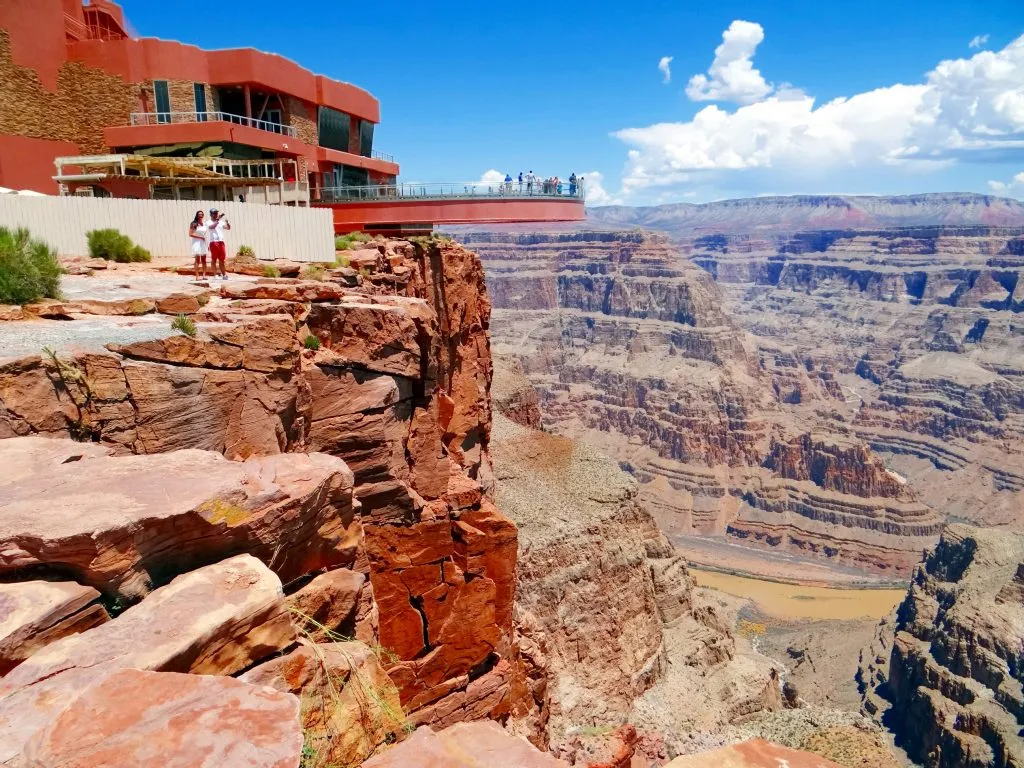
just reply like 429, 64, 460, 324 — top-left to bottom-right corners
60, 272, 256, 301
0, 316, 176, 359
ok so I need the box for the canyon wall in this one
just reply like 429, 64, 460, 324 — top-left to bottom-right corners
859, 525, 1024, 768
0, 240, 539, 756
685, 225, 1024, 530
459, 229, 944, 577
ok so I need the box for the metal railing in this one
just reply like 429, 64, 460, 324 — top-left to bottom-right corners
129, 111, 298, 138
318, 180, 586, 203
371, 150, 395, 164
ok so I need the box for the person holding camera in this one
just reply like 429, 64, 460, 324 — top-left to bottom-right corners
208, 208, 231, 280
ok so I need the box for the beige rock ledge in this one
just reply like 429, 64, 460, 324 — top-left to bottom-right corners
0, 436, 359, 597
0, 580, 109, 676
20, 669, 302, 768
0, 554, 295, 763
362, 720, 568, 768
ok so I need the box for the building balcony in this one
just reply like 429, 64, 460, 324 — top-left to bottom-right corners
104, 114, 304, 158
129, 111, 298, 138
317, 180, 587, 203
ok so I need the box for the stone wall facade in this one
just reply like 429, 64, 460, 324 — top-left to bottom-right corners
285, 95, 318, 147
0, 29, 140, 154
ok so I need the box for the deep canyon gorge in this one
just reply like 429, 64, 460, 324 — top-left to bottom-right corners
0, 193, 1022, 768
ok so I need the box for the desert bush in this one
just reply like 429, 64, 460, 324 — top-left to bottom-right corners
171, 314, 197, 337
299, 263, 326, 281
86, 229, 151, 263
262, 265, 281, 278
303, 334, 321, 351
0, 227, 62, 305
237, 245, 255, 259
335, 232, 371, 251
334, 254, 351, 268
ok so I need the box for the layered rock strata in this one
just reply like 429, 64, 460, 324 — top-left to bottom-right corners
491, 413, 781, 752
464, 230, 944, 576
685, 226, 1024, 530
860, 525, 1024, 768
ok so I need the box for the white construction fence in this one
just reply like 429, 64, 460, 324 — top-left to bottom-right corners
0, 195, 335, 262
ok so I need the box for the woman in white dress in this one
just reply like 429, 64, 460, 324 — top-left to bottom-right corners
189, 210, 208, 279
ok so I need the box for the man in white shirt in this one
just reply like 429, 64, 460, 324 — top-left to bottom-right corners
208, 208, 231, 280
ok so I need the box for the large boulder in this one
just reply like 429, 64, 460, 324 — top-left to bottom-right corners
243, 640, 404, 767
0, 554, 295, 762
0, 437, 359, 597
20, 669, 302, 768
0, 580, 108, 675
362, 720, 567, 768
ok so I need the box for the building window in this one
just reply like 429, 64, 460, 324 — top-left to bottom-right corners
194, 83, 207, 121
317, 106, 350, 153
264, 109, 282, 133
154, 80, 170, 123
359, 120, 374, 158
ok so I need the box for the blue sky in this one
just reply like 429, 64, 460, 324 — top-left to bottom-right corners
119, 0, 1024, 205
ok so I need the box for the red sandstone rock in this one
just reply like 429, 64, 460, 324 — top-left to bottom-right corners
242, 640, 404, 766
26, 297, 156, 317
362, 721, 568, 768
221, 279, 344, 302
307, 299, 428, 378
664, 740, 844, 767
0, 305, 25, 321
286, 568, 367, 641
21, 669, 303, 768
155, 292, 204, 314
0, 580, 109, 675
0, 437, 359, 597
0, 555, 295, 762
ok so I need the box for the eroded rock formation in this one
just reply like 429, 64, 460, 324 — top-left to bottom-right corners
461, 229, 944, 576
490, 412, 781, 754
859, 525, 1024, 768
0, 239, 533, 763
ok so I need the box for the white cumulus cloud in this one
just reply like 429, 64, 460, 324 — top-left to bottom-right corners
686, 20, 773, 105
658, 56, 673, 84
614, 32, 1024, 195
477, 169, 507, 185
578, 171, 619, 205
988, 171, 1024, 195
969, 34, 990, 49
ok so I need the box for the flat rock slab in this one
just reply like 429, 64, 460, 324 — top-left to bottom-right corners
0, 436, 357, 597
0, 580, 108, 675
0, 554, 295, 762
20, 669, 302, 768
665, 740, 845, 768
362, 721, 567, 767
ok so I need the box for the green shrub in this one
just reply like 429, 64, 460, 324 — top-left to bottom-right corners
357, 267, 370, 278
171, 314, 196, 337
237, 245, 255, 259
334, 254, 350, 269
86, 229, 150, 263
0, 227, 62, 305
262, 265, 281, 278
130, 244, 151, 263
299, 263, 326, 281
334, 231, 371, 251
303, 334, 321, 351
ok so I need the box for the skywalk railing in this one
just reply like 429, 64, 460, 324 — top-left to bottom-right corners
318, 180, 586, 203
371, 150, 395, 163
128, 111, 298, 138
